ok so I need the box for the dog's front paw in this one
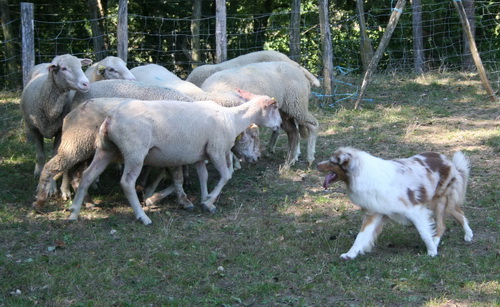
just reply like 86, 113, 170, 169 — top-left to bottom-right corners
464, 232, 473, 242
427, 249, 438, 257
340, 253, 356, 261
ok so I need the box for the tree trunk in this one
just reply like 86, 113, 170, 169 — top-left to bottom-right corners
452, 0, 495, 102
412, 0, 424, 74
88, 0, 107, 61
215, 0, 227, 63
462, 0, 475, 71
318, 0, 334, 106
0, 0, 19, 88
356, 0, 373, 73
354, 0, 406, 109
117, 0, 128, 63
191, 0, 202, 68
289, 0, 301, 62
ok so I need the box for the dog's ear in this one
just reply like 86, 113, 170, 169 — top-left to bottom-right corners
338, 152, 352, 169
332, 149, 355, 171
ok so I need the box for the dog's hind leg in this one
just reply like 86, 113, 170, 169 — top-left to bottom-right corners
341, 213, 385, 260
433, 199, 447, 247
450, 207, 473, 242
408, 207, 438, 257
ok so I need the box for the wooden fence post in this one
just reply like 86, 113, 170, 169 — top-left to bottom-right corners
354, 0, 406, 109
117, 0, 128, 63
452, 0, 496, 102
215, 0, 227, 63
21, 2, 34, 88
318, 0, 334, 106
290, 0, 301, 63
412, 0, 424, 74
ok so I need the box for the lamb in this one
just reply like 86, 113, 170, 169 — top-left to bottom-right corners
187, 50, 321, 88
201, 61, 319, 167
84, 56, 136, 82
20, 54, 92, 177
67, 90, 282, 225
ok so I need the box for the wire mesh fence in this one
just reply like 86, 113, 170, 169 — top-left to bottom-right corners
1, 1, 499, 94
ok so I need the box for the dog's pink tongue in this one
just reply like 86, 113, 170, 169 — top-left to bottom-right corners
323, 173, 338, 189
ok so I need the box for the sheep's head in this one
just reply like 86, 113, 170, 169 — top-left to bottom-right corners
50, 54, 92, 92
97, 56, 136, 81
233, 124, 261, 163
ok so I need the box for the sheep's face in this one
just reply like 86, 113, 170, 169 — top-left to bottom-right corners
51, 54, 92, 92
98, 57, 136, 81
261, 98, 281, 131
233, 124, 261, 163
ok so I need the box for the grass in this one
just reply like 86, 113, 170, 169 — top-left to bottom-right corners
0, 72, 499, 306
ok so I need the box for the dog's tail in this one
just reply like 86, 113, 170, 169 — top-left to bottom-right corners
452, 151, 470, 204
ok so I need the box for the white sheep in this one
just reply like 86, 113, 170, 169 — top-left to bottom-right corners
131, 63, 245, 107
71, 79, 192, 106
187, 50, 321, 88
67, 90, 282, 224
201, 61, 319, 167
84, 56, 136, 82
130, 63, 181, 84
20, 54, 92, 177
34, 84, 194, 207
131, 64, 262, 174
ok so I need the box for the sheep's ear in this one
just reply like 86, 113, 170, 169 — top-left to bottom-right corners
267, 97, 277, 105
80, 58, 93, 67
97, 65, 107, 75
236, 88, 254, 101
48, 64, 59, 73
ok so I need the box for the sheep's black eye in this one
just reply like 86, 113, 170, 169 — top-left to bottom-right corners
109, 68, 116, 72
61, 67, 67, 71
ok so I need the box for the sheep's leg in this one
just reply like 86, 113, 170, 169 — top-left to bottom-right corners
268, 130, 280, 154
303, 120, 319, 167
200, 154, 232, 213
195, 161, 209, 200
136, 165, 153, 192
144, 168, 168, 199
31, 129, 46, 177
170, 166, 194, 211
60, 171, 72, 200
120, 159, 152, 225
145, 167, 193, 211
281, 117, 300, 167
68, 148, 115, 221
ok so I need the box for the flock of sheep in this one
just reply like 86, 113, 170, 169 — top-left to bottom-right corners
20, 50, 321, 224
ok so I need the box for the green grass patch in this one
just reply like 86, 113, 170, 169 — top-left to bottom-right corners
0, 73, 498, 305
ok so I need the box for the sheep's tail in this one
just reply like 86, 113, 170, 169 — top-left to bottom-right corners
298, 66, 321, 88
452, 151, 470, 204
97, 115, 115, 151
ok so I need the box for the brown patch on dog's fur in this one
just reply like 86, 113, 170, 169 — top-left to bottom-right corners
407, 189, 417, 205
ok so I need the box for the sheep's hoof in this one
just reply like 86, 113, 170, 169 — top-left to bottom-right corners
201, 203, 216, 214
182, 204, 195, 212
32, 201, 44, 213
137, 215, 153, 226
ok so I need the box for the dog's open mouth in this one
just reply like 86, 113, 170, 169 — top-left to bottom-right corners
323, 172, 338, 189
